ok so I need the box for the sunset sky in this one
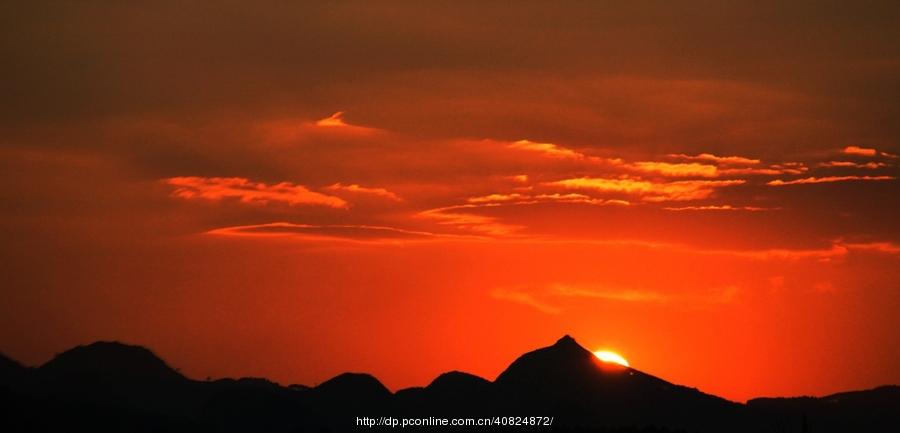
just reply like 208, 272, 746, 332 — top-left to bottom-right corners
2, 1, 899, 402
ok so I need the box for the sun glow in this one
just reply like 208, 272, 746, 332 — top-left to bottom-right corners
593, 350, 630, 367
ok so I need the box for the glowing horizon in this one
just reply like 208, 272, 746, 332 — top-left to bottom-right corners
1, 1, 899, 403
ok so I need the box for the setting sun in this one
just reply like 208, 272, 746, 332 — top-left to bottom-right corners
594, 350, 630, 367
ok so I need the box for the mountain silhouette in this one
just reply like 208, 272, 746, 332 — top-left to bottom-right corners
37, 341, 187, 385
426, 371, 493, 399
748, 385, 900, 433
494, 335, 749, 431
314, 372, 391, 412
0, 352, 27, 383
1, 336, 898, 432
393, 371, 496, 418
315, 372, 391, 401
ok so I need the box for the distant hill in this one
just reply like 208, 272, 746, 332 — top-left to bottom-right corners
0, 352, 28, 383
37, 341, 187, 385
748, 385, 900, 433
1, 336, 898, 432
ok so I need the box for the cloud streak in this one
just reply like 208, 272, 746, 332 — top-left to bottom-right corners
325, 183, 403, 201
552, 284, 668, 302
490, 288, 562, 314
417, 205, 523, 237
842, 145, 878, 157
630, 161, 719, 177
668, 153, 761, 165
767, 175, 895, 186
663, 205, 775, 212
552, 283, 739, 305
818, 161, 888, 169
507, 139, 587, 159
205, 222, 461, 243
165, 177, 349, 208
548, 177, 745, 201
466, 193, 629, 206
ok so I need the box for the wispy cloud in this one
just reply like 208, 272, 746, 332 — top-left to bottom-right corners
818, 161, 888, 169
663, 154, 815, 177
204, 222, 460, 243
663, 205, 775, 211
767, 175, 895, 186
842, 145, 878, 157
700, 241, 900, 261
325, 183, 403, 201
417, 205, 523, 237
165, 177, 349, 208
490, 287, 561, 314
630, 161, 718, 177
507, 139, 586, 159
466, 192, 629, 206
668, 153, 761, 165
552, 284, 668, 302
420, 194, 632, 236
631, 161, 807, 177
840, 145, 897, 158
718, 166, 808, 176
467, 193, 528, 204
311, 111, 378, 134
550, 283, 739, 306
842, 241, 900, 254
548, 177, 744, 201
315, 111, 348, 127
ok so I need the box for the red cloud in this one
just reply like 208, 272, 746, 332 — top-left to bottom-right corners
507, 139, 586, 159
417, 205, 524, 237
818, 161, 887, 169
165, 177, 349, 208
668, 153, 761, 165
718, 166, 808, 176
547, 177, 744, 201
466, 192, 629, 206
767, 175, 895, 186
490, 287, 561, 314
842, 145, 878, 157
325, 183, 403, 201
315, 111, 348, 127
205, 222, 454, 243
630, 161, 719, 177
663, 205, 774, 212
312, 111, 380, 135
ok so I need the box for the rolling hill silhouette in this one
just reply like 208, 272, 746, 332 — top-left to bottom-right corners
748, 385, 900, 433
37, 341, 187, 386
0, 336, 897, 432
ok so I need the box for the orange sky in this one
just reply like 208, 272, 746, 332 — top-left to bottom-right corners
1, 1, 899, 402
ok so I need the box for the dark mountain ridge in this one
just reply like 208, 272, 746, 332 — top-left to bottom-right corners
494, 336, 748, 431
1, 336, 897, 432
37, 341, 187, 385
0, 352, 28, 383
748, 385, 900, 433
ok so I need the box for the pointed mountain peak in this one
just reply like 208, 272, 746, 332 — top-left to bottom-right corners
548, 334, 595, 358
554, 334, 580, 348
494, 335, 615, 389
